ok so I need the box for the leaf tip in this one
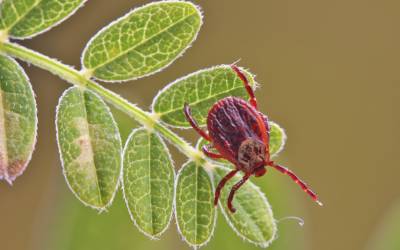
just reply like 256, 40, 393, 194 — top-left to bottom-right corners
5, 177, 14, 186
96, 206, 109, 214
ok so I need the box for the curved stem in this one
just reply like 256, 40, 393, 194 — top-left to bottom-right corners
0, 41, 204, 163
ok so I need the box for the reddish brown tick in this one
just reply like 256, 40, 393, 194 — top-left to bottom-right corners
183, 65, 322, 213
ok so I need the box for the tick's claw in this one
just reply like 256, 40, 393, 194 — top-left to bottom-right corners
228, 201, 236, 213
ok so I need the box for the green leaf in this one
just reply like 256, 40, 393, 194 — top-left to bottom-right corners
0, 55, 37, 184
175, 161, 216, 247
152, 65, 255, 128
268, 121, 286, 157
81, 1, 202, 82
207, 170, 308, 250
56, 87, 122, 210
196, 121, 286, 162
212, 165, 276, 247
0, 0, 87, 39
122, 128, 174, 238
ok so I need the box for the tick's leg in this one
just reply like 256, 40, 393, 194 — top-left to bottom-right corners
227, 173, 251, 213
214, 169, 239, 206
183, 103, 211, 141
202, 145, 223, 159
231, 65, 257, 109
270, 162, 323, 206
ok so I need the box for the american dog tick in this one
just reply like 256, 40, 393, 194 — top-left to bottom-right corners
184, 65, 322, 213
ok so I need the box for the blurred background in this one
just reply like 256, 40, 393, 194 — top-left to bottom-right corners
1, 0, 399, 250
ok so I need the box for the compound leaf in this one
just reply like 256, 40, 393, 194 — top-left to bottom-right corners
122, 128, 174, 238
56, 87, 121, 210
0, 0, 87, 39
212, 165, 276, 247
0, 55, 37, 184
152, 65, 255, 128
175, 161, 216, 247
82, 1, 202, 82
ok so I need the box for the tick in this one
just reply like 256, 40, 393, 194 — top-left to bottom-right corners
183, 65, 322, 213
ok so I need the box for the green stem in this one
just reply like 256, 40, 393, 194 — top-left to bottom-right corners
0, 41, 203, 162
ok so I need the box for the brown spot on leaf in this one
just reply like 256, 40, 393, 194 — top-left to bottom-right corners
0, 152, 5, 180
0, 159, 27, 185
78, 138, 85, 145
7, 160, 27, 177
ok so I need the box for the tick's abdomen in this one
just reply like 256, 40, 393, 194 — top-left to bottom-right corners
207, 97, 268, 164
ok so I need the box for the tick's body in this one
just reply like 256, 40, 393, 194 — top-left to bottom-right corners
184, 65, 322, 212
207, 97, 269, 170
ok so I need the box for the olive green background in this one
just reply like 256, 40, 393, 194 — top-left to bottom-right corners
0, 1, 399, 250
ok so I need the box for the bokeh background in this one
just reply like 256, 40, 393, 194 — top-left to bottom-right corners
1, 0, 399, 250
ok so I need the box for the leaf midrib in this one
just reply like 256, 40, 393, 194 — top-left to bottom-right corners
80, 90, 104, 206
87, 11, 197, 71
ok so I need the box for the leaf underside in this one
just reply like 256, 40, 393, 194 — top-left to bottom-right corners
56, 87, 121, 210
152, 65, 256, 128
175, 161, 216, 247
82, 1, 202, 82
0, 55, 37, 184
0, 0, 87, 39
122, 128, 174, 238
212, 165, 276, 247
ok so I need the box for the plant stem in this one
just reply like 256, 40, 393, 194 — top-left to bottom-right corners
0, 41, 203, 162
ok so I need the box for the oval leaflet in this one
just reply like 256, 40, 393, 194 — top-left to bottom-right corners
0, 55, 37, 184
82, 1, 203, 82
122, 128, 175, 238
56, 87, 122, 210
175, 161, 216, 247
152, 65, 256, 128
